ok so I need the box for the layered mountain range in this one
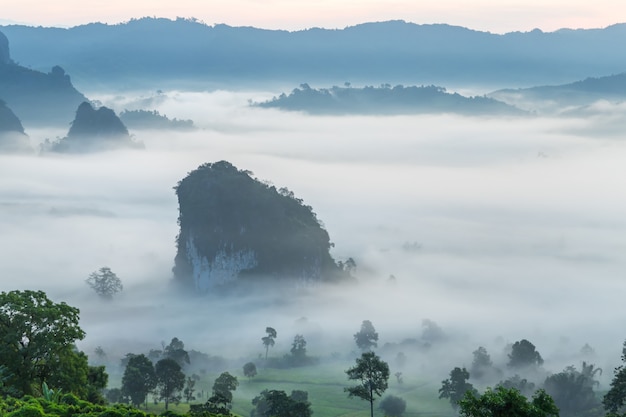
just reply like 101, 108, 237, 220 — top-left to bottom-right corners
3, 18, 626, 90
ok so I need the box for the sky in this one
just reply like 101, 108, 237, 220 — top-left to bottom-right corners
2, 0, 626, 33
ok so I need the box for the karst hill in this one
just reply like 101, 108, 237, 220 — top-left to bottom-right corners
43, 102, 142, 153
173, 161, 350, 293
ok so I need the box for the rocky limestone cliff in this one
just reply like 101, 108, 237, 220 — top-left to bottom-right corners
0, 99, 32, 153
173, 161, 348, 292
43, 102, 142, 153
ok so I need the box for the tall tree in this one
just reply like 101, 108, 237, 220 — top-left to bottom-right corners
155, 358, 185, 410
543, 365, 600, 417
183, 376, 196, 403
290, 334, 308, 365
471, 346, 493, 380
121, 354, 156, 408
0, 290, 86, 397
459, 386, 559, 417
345, 351, 390, 417
439, 367, 476, 411
85, 266, 123, 300
354, 320, 379, 351
262, 327, 277, 360
163, 337, 190, 367
508, 339, 544, 369
211, 371, 239, 411
604, 340, 626, 415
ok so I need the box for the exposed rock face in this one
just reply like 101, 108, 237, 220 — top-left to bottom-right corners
173, 161, 347, 292
0, 99, 32, 153
44, 102, 142, 153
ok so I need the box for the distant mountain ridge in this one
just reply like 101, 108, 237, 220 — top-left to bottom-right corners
3, 18, 626, 90
489, 72, 626, 112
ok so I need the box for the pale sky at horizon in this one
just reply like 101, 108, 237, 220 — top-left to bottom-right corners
2, 0, 626, 33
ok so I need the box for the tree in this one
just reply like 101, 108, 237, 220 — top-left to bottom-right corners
290, 334, 308, 365
85, 266, 123, 300
0, 290, 86, 397
345, 351, 390, 417
121, 354, 156, 408
211, 371, 239, 409
543, 365, 600, 417
163, 337, 190, 367
508, 339, 544, 369
262, 327, 277, 360
183, 377, 196, 403
421, 319, 446, 343
154, 358, 185, 410
471, 346, 493, 380
243, 362, 258, 379
497, 375, 536, 397
86, 365, 109, 404
459, 386, 559, 417
251, 389, 312, 417
439, 367, 476, 411
105, 387, 123, 403
354, 320, 379, 351
379, 395, 407, 417
604, 341, 626, 414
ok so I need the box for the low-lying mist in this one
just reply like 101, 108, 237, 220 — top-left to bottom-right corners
2, 90, 626, 390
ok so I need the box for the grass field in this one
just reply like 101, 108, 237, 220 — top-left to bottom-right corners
134, 361, 456, 417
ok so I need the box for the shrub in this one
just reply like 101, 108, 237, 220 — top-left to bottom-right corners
379, 395, 406, 417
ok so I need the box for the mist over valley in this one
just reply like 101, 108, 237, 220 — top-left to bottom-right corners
2, 16, 626, 417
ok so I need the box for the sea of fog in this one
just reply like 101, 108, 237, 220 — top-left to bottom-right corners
1, 90, 625, 385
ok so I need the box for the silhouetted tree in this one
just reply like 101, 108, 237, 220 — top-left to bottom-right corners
354, 320, 379, 351
543, 365, 600, 417
497, 374, 536, 397
121, 354, 156, 408
439, 367, 476, 411
290, 334, 307, 364
164, 337, 190, 367
85, 267, 123, 300
379, 395, 406, 417
251, 389, 312, 417
183, 376, 196, 403
471, 346, 498, 381
345, 351, 390, 417
154, 358, 185, 410
244, 362, 258, 379
262, 327, 277, 360
508, 339, 544, 369
421, 319, 446, 343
